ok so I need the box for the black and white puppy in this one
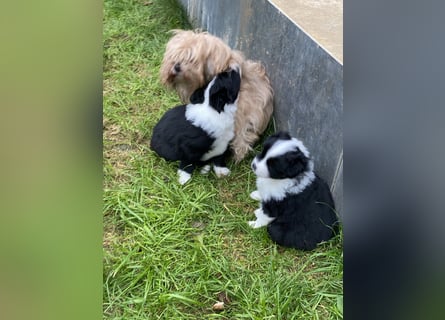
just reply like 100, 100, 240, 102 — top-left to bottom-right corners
150, 67, 241, 185
248, 131, 338, 250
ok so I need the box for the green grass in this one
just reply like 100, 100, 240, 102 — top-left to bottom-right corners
103, 0, 343, 318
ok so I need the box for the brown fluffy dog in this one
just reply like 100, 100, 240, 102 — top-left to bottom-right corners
160, 29, 274, 162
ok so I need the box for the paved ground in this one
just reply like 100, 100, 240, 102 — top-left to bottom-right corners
270, 0, 343, 63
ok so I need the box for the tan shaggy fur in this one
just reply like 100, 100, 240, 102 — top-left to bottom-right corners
160, 29, 274, 162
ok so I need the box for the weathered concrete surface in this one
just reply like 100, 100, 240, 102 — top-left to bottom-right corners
270, 0, 343, 63
177, 0, 343, 216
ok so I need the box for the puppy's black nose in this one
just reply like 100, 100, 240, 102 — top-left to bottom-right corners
251, 162, 256, 171
174, 63, 181, 73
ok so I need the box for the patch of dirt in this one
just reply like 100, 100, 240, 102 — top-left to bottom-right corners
221, 232, 249, 266
103, 223, 118, 252
103, 118, 125, 142
191, 220, 206, 229
103, 118, 137, 186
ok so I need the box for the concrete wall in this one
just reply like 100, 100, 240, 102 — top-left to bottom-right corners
177, 0, 343, 215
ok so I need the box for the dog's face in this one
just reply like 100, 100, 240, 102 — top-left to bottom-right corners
160, 30, 241, 102
189, 68, 241, 113
163, 59, 205, 89
160, 33, 208, 100
251, 132, 311, 179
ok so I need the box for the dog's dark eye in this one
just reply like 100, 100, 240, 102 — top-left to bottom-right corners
174, 63, 181, 72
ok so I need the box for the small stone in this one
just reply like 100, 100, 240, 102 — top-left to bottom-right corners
212, 301, 224, 311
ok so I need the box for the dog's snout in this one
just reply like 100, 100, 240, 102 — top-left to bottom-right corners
174, 63, 181, 73
251, 162, 256, 171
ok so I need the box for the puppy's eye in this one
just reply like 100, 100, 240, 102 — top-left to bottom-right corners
174, 63, 181, 72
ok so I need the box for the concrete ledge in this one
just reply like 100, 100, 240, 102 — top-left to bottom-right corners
270, 0, 343, 63
177, 0, 343, 215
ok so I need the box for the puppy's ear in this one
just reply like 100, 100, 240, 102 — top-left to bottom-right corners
226, 69, 241, 103
209, 70, 241, 112
209, 76, 228, 113
267, 150, 309, 179
189, 87, 205, 104
209, 90, 227, 113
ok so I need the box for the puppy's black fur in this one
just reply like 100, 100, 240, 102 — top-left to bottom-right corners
150, 106, 215, 171
150, 69, 240, 180
252, 132, 338, 250
264, 177, 337, 250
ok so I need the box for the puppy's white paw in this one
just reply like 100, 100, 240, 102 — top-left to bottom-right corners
178, 170, 191, 185
200, 165, 211, 174
248, 220, 259, 228
213, 166, 230, 177
254, 208, 263, 217
249, 208, 275, 228
250, 190, 261, 201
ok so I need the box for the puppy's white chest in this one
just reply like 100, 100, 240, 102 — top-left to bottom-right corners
256, 172, 316, 202
256, 177, 293, 202
186, 103, 236, 160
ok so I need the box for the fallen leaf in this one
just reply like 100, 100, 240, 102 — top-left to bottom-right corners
217, 291, 231, 304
